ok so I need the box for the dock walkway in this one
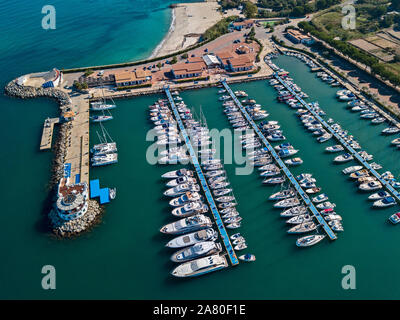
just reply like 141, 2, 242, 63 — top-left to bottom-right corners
164, 87, 239, 266
40, 117, 59, 150
274, 73, 400, 203
221, 79, 337, 241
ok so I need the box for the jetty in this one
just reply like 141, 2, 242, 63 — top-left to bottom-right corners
274, 73, 400, 204
40, 117, 59, 150
221, 79, 338, 241
164, 86, 240, 266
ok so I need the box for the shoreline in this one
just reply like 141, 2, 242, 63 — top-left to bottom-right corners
149, 6, 177, 59
148, 2, 222, 59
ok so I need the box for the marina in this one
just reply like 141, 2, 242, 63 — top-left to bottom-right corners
221, 80, 338, 241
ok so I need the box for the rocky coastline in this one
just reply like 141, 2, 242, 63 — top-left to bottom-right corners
5, 79, 104, 238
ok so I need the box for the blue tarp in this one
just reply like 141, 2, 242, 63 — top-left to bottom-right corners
63, 163, 71, 178
42, 81, 54, 88
90, 179, 110, 204
75, 174, 80, 184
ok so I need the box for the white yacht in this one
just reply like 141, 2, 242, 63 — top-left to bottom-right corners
280, 206, 308, 217
312, 193, 328, 203
287, 222, 317, 234
162, 168, 193, 179
334, 153, 354, 163
342, 166, 363, 174
164, 184, 200, 197
170, 241, 222, 263
286, 214, 312, 224
166, 176, 197, 187
373, 197, 396, 208
316, 201, 336, 210
160, 214, 212, 235
91, 153, 118, 166
171, 201, 208, 217
171, 254, 228, 278
368, 191, 390, 201
296, 234, 325, 247
274, 197, 300, 208
169, 192, 202, 207
359, 181, 382, 191
166, 228, 218, 248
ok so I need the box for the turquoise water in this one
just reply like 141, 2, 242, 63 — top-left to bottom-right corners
2, 1, 400, 299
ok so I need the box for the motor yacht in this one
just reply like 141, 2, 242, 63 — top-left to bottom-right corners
171, 254, 228, 277
160, 214, 212, 235
166, 228, 218, 248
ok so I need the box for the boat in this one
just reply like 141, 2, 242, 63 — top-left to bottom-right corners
368, 191, 390, 201
373, 197, 396, 208
91, 153, 118, 166
169, 192, 202, 207
170, 241, 222, 263
238, 254, 256, 262
166, 176, 197, 187
171, 254, 228, 277
349, 169, 369, 179
162, 169, 193, 179
164, 184, 200, 197
359, 181, 382, 191
205, 170, 225, 178
232, 237, 245, 245
329, 221, 344, 232
108, 187, 116, 200
160, 214, 212, 235
316, 201, 336, 210
260, 169, 281, 177
391, 138, 400, 145
296, 234, 325, 247
317, 133, 332, 143
382, 127, 400, 135
287, 222, 317, 234
234, 242, 247, 251
226, 222, 241, 229
334, 153, 354, 163
312, 193, 328, 203
263, 177, 285, 185
286, 214, 312, 224
224, 216, 242, 224
213, 188, 232, 197
218, 202, 237, 209
284, 157, 303, 166
91, 142, 117, 156
210, 181, 230, 190
215, 196, 235, 203
389, 212, 400, 224
90, 100, 116, 111
171, 201, 208, 217
306, 187, 321, 194
278, 148, 299, 158
342, 166, 363, 174
90, 114, 113, 122
166, 228, 218, 248
274, 197, 300, 208
269, 189, 296, 201
324, 214, 342, 221
371, 117, 385, 124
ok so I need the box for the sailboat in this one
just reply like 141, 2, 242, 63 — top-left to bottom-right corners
91, 122, 117, 156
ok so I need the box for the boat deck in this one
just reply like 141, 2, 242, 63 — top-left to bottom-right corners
221, 79, 338, 241
164, 86, 239, 266
40, 117, 59, 150
274, 73, 400, 204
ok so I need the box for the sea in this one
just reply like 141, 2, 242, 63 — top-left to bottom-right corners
1, 1, 400, 299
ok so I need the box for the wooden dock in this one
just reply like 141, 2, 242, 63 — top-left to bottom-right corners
40, 117, 59, 151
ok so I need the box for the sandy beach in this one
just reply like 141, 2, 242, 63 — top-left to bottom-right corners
150, 2, 222, 58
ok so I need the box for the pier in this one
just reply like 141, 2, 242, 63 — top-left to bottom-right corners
274, 73, 400, 204
40, 117, 59, 150
164, 86, 239, 266
221, 79, 338, 241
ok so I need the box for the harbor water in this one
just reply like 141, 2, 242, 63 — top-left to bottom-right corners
2, 1, 400, 299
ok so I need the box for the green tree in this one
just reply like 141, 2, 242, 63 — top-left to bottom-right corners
171, 56, 178, 64
291, 6, 304, 17
156, 62, 162, 70
243, 1, 258, 18
181, 53, 188, 59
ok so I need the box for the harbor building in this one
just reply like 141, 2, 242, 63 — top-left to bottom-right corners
202, 54, 221, 68
285, 29, 314, 45
216, 51, 254, 73
170, 62, 206, 79
55, 178, 89, 221
79, 73, 115, 88
114, 69, 152, 87
230, 19, 254, 30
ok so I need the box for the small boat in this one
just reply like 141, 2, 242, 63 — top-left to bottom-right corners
359, 181, 382, 191
215, 196, 235, 203
164, 184, 200, 197
373, 197, 396, 208
234, 243, 247, 251
371, 117, 385, 124
324, 214, 342, 221
171, 201, 208, 217
306, 187, 321, 194
170, 241, 222, 263
162, 169, 193, 179
263, 176, 285, 185
205, 170, 225, 178
213, 188, 232, 197
284, 157, 303, 166
109, 187, 116, 200
286, 214, 312, 224
222, 210, 239, 219
368, 190, 390, 200
389, 212, 400, 224
316, 201, 336, 210
349, 169, 369, 179
230, 233, 242, 240
166, 176, 197, 187
334, 153, 354, 163
329, 221, 344, 232
218, 202, 237, 209
391, 138, 400, 145
296, 234, 325, 247
269, 189, 296, 201
312, 193, 328, 203
210, 181, 230, 190
274, 197, 300, 208
226, 222, 241, 229
232, 237, 245, 245
342, 166, 363, 174
325, 145, 344, 153
224, 216, 242, 224
90, 115, 113, 122
382, 127, 400, 135
169, 192, 202, 207
317, 133, 332, 143
287, 222, 317, 234
238, 254, 256, 262
171, 254, 228, 277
